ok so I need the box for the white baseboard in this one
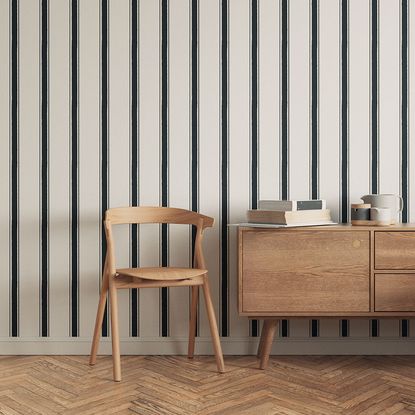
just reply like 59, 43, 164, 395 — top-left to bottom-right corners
1, 337, 415, 355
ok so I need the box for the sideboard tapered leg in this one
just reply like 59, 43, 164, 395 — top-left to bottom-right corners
257, 320, 270, 358
259, 319, 278, 370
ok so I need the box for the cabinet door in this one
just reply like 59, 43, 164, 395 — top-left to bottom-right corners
241, 230, 370, 313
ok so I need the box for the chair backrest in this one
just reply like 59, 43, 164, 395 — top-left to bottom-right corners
103, 207, 214, 275
105, 206, 214, 229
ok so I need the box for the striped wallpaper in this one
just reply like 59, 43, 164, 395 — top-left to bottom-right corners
1, 0, 415, 354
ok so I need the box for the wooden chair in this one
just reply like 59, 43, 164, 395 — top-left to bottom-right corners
89, 206, 225, 381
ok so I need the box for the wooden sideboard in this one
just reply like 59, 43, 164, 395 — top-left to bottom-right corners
238, 224, 415, 368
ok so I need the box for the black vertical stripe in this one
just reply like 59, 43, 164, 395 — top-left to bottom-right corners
401, 0, 408, 222
371, 0, 378, 194
130, 0, 139, 337
281, 319, 288, 337
250, 0, 258, 338
311, 319, 319, 337
191, 0, 198, 218
340, 0, 349, 338
371, 319, 378, 337
400, 0, 409, 336
340, 319, 348, 337
280, 0, 289, 201
100, 0, 109, 337
250, 0, 258, 212
190, 0, 198, 251
70, 0, 79, 337
370, 0, 378, 338
280, 0, 289, 337
10, 0, 19, 338
161, 0, 169, 337
340, 0, 348, 224
310, 0, 319, 337
190, 0, 198, 334
40, 0, 49, 337
220, 0, 228, 337
310, 0, 318, 200
401, 319, 409, 337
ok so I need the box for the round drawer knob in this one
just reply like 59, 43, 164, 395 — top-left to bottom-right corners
352, 240, 361, 248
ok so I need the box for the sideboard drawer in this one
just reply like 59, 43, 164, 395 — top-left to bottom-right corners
375, 274, 415, 311
240, 230, 370, 313
375, 232, 415, 270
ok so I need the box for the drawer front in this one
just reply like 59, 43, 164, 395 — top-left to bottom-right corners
241, 230, 370, 313
375, 274, 415, 311
375, 232, 415, 270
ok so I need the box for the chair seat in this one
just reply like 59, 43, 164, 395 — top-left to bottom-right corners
116, 267, 207, 281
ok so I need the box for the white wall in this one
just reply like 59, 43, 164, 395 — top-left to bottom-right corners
1, 0, 415, 354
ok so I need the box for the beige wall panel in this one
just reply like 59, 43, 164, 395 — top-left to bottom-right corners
109, 0, 130, 339
319, 319, 340, 338
19, 0, 40, 337
410, 0, 415, 226
138, 0, 161, 338
379, 0, 400, 196
168, 0, 191, 338
379, 319, 400, 338
319, 0, 340, 223
49, 0, 70, 338
198, 0, 220, 338
289, 0, 309, 201
258, 0, 279, 201
289, 320, 309, 338
79, 0, 101, 338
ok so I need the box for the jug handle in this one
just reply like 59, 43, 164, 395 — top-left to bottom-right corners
398, 196, 403, 212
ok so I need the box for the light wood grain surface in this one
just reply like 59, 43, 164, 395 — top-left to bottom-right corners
90, 207, 225, 381
375, 273, 415, 311
239, 225, 415, 368
375, 231, 415, 270
1, 355, 415, 414
241, 230, 370, 313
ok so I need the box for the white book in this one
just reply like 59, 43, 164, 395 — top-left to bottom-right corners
258, 199, 326, 211
230, 221, 337, 228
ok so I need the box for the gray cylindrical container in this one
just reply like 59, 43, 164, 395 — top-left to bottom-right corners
351, 203, 371, 224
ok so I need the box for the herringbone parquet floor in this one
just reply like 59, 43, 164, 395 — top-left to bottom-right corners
1, 355, 415, 414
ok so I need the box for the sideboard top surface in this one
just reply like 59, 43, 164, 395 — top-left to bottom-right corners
239, 223, 415, 232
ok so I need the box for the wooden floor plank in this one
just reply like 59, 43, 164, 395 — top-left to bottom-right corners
0, 356, 415, 413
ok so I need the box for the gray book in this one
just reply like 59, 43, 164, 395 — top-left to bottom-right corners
258, 199, 326, 211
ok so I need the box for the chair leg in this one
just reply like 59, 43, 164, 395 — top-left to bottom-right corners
188, 286, 199, 359
257, 320, 270, 359
259, 319, 278, 370
89, 276, 109, 366
109, 282, 121, 382
202, 276, 225, 373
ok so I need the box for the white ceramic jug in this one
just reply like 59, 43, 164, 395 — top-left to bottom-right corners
370, 207, 392, 225
361, 194, 403, 224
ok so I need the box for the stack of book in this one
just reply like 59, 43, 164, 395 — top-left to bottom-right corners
247, 199, 334, 226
